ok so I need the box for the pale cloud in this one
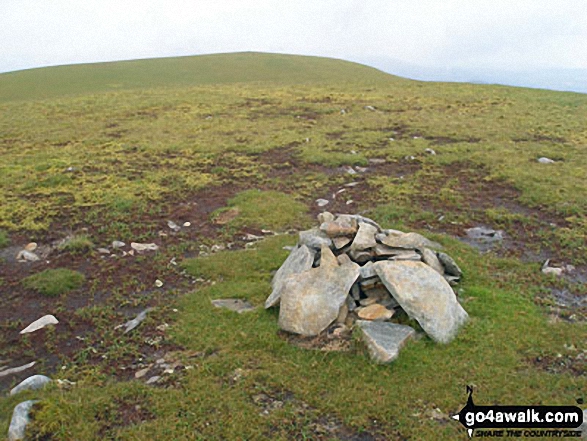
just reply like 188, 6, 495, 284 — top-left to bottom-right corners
0, 0, 585, 74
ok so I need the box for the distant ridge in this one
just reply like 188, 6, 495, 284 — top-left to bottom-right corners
0, 52, 399, 103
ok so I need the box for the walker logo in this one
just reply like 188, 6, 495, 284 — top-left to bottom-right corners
451, 386, 584, 438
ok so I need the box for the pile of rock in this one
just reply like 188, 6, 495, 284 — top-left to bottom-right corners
265, 212, 469, 363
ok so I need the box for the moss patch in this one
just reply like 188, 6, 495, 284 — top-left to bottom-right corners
22, 268, 85, 297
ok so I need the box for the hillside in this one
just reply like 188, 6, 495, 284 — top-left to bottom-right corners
0, 53, 586, 440
0, 52, 398, 103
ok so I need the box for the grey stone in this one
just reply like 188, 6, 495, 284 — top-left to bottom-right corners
298, 228, 332, 250
380, 232, 442, 250
317, 212, 335, 224
355, 321, 415, 363
0, 362, 36, 379
337, 253, 352, 266
373, 244, 416, 258
465, 227, 503, 242
346, 295, 357, 312
111, 240, 126, 248
444, 275, 461, 286
357, 304, 394, 321
316, 199, 329, 207
437, 252, 462, 277
349, 249, 372, 264
265, 245, 314, 308
359, 261, 377, 279
212, 299, 256, 313
421, 248, 444, 274
8, 400, 36, 441
350, 283, 361, 300
332, 236, 352, 249
130, 242, 159, 252
318, 244, 338, 268
123, 308, 154, 334
20, 315, 59, 334
350, 222, 378, 251
320, 217, 357, 237
342, 214, 382, 232
336, 303, 349, 324
10, 375, 52, 396
538, 157, 555, 164
16, 250, 40, 262
278, 251, 360, 336
374, 261, 468, 343
388, 252, 421, 261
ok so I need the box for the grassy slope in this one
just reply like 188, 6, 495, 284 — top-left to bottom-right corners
0, 53, 586, 440
0, 52, 395, 103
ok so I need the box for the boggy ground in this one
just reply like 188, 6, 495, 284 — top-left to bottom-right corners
1, 72, 586, 440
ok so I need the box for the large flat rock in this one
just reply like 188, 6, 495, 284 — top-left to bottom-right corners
380, 232, 442, 250
265, 245, 314, 308
356, 320, 415, 363
373, 261, 468, 343
278, 249, 360, 336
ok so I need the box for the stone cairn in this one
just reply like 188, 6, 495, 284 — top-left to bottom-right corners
265, 212, 469, 363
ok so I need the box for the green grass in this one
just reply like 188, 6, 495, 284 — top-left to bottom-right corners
22, 268, 85, 297
214, 190, 310, 232
0, 52, 396, 103
59, 235, 94, 253
0, 230, 8, 248
0, 52, 586, 440
17, 236, 586, 440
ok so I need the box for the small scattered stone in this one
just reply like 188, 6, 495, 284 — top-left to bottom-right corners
24, 243, 37, 252
167, 220, 181, 231
0, 362, 36, 379
130, 242, 159, 252
364, 105, 376, 111
368, 158, 386, 165
425, 148, 436, 155
183, 221, 191, 227
112, 240, 125, 249
135, 367, 151, 379
316, 199, 329, 207
465, 227, 503, 242
212, 298, 256, 313
537, 157, 555, 164
355, 166, 368, 173
344, 182, 359, 187
154, 279, 163, 288
97, 248, 110, 254
8, 400, 36, 441
146, 376, 160, 385
123, 308, 154, 334
346, 200, 354, 205
344, 166, 357, 175
20, 315, 58, 334
10, 375, 52, 396
16, 250, 40, 262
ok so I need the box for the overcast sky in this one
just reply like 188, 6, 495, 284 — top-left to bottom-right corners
1, 0, 586, 85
